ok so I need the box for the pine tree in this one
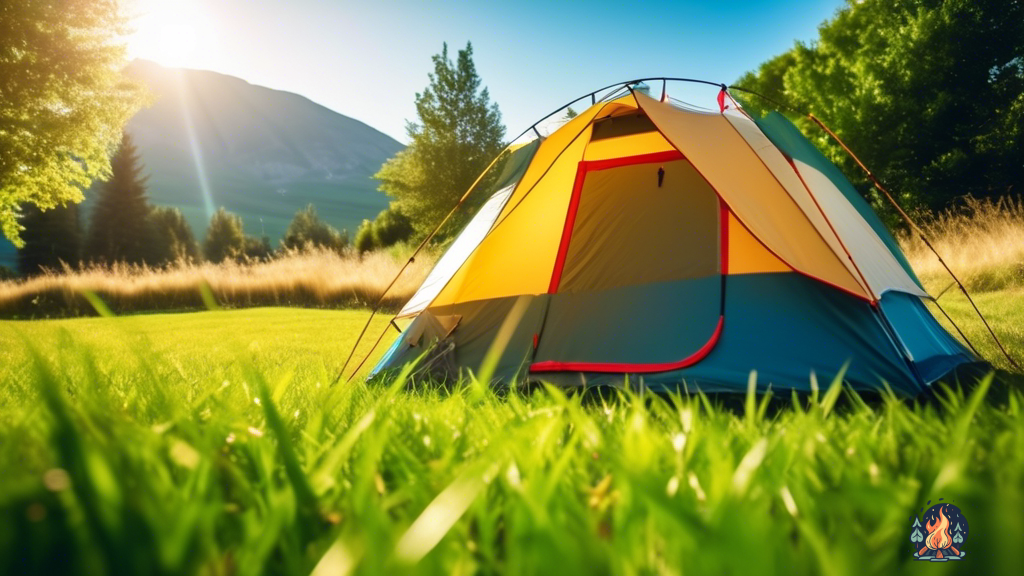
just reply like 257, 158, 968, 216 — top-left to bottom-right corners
203, 208, 246, 263
374, 42, 505, 239
17, 203, 81, 275
952, 523, 964, 545
910, 517, 924, 545
85, 133, 153, 265
149, 207, 200, 265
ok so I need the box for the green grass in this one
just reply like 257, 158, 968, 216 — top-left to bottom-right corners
1, 298, 1022, 575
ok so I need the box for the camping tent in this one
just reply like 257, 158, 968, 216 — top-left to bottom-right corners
368, 85, 980, 396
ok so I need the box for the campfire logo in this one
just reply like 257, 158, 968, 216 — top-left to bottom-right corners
910, 500, 968, 561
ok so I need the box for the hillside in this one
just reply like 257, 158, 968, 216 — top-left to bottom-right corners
0, 61, 402, 271
123, 60, 402, 242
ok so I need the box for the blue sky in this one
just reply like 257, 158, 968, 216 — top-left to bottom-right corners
128, 0, 848, 143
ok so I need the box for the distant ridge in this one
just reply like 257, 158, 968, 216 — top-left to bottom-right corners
122, 60, 403, 242
0, 60, 403, 271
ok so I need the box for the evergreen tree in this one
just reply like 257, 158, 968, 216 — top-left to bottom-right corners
281, 204, 348, 253
149, 207, 200, 265
85, 133, 153, 265
374, 42, 505, 238
17, 203, 81, 275
952, 523, 964, 545
203, 208, 246, 263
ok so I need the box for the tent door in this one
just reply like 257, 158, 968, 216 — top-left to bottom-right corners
530, 152, 726, 373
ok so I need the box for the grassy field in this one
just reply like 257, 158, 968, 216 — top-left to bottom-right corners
1, 297, 1022, 575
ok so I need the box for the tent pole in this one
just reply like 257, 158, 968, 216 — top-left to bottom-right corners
727, 84, 1015, 370
335, 150, 510, 385
346, 321, 395, 382
805, 114, 1020, 371
344, 99, 614, 383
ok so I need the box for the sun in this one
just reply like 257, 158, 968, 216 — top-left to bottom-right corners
158, 21, 200, 66
126, 0, 216, 68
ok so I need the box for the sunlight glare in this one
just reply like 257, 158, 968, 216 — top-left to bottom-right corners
127, 0, 217, 69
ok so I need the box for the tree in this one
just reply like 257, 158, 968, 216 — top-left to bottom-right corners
149, 207, 200, 265
0, 0, 146, 246
85, 133, 154, 265
17, 203, 82, 276
371, 206, 413, 248
354, 219, 377, 254
374, 42, 505, 238
352, 207, 414, 254
203, 208, 246, 263
242, 235, 273, 261
281, 204, 348, 253
735, 0, 1024, 217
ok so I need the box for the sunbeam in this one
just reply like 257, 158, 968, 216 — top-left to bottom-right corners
173, 70, 216, 220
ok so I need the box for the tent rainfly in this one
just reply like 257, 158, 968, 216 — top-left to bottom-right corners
366, 85, 984, 396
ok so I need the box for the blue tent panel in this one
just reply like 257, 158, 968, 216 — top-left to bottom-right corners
879, 292, 976, 384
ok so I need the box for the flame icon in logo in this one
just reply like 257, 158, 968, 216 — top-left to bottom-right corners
911, 501, 968, 561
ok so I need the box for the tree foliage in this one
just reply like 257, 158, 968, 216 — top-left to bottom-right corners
242, 235, 273, 262
374, 42, 505, 238
281, 204, 348, 253
17, 203, 82, 276
149, 207, 200, 265
0, 0, 146, 245
735, 0, 1024, 216
354, 207, 414, 254
203, 208, 246, 263
85, 133, 154, 265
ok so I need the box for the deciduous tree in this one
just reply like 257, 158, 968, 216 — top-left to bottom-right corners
281, 204, 348, 253
735, 0, 1024, 217
0, 0, 146, 245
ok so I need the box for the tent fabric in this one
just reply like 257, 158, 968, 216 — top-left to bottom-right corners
553, 155, 720, 293
788, 158, 929, 298
632, 92, 869, 300
753, 112, 924, 290
371, 87, 982, 396
531, 276, 722, 372
722, 109, 873, 297
879, 292, 974, 384
728, 108, 925, 298
534, 273, 924, 395
398, 184, 517, 318
429, 119, 596, 306
399, 140, 541, 317
727, 212, 791, 274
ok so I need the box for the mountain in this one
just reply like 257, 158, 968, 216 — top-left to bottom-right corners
122, 60, 402, 243
0, 60, 403, 272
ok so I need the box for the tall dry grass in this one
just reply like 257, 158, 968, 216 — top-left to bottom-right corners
4, 196, 1019, 318
901, 195, 1024, 294
0, 249, 435, 318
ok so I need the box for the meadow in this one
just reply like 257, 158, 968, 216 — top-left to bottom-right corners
1, 198, 1023, 575
0, 297, 1022, 574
